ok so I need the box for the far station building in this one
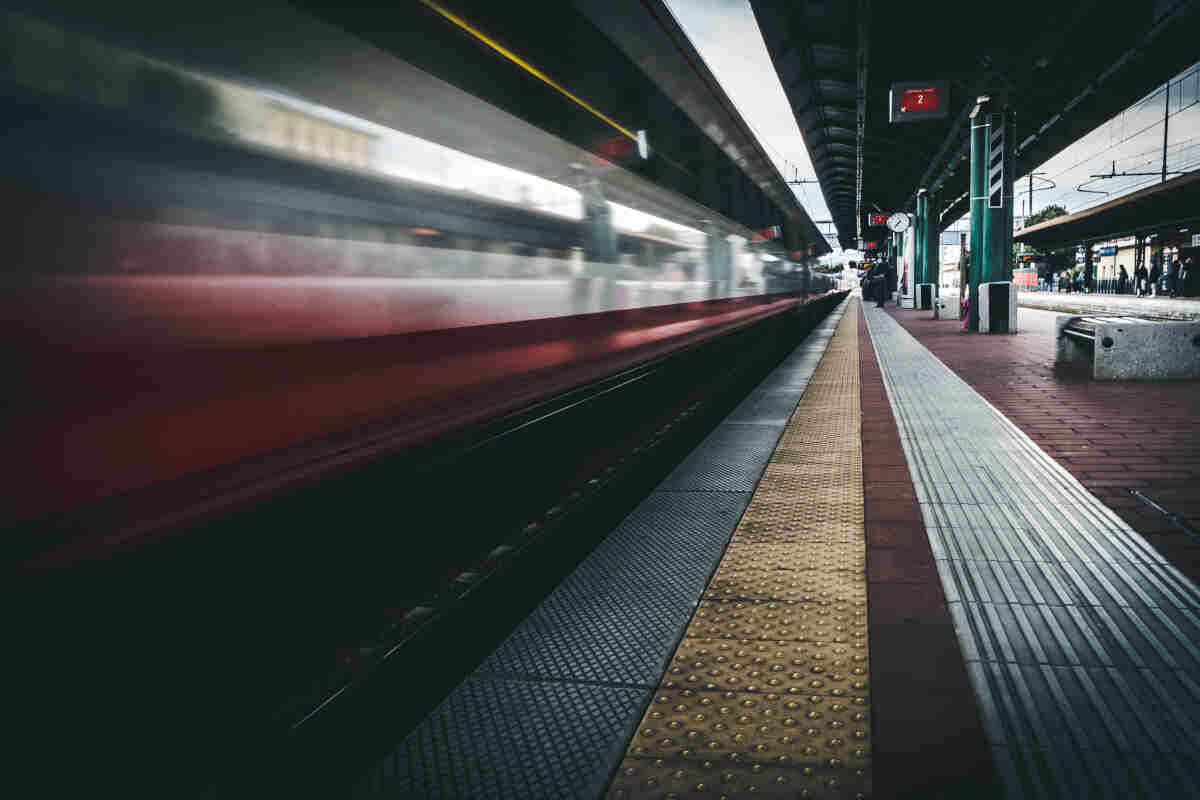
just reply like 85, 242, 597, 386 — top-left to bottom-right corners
1016, 168, 1200, 294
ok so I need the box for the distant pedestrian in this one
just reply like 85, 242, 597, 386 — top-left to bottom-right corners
869, 263, 886, 308
1150, 259, 1162, 297
1168, 256, 1181, 298
1135, 264, 1149, 297
1117, 265, 1130, 295
1181, 256, 1194, 297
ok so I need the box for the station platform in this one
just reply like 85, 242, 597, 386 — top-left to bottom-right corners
1015, 293, 1200, 322
940, 290, 1200, 322
352, 295, 1200, 799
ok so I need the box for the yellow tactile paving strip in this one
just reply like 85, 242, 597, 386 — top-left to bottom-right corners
607, 303, 868, 800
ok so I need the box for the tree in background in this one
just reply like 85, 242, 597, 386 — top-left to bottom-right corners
1026, 204, 1068, 227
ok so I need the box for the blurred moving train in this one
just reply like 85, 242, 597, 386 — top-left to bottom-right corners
1, 5, 834, 562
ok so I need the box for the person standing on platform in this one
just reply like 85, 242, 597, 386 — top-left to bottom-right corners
1117, 265, 1130, 295
1168, 256, 1181, 298
868, 262, 884, 308
1150, 259, 1162, 297
1181, 256, 1194, 297
1135, 264, 1149, 297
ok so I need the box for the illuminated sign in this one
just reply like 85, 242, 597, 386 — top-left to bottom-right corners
867, 213, 888, 227
889, 81, 950, 123
595, 135, 634, 160
900, 87, 940, 113
637, 130, 650, 160
864, 241, 879, 250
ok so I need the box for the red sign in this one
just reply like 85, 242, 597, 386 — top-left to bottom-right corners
594, 135, 634, 160
900, 87, 940, 113
868, 213, 888, 227
864, 241, 879, 250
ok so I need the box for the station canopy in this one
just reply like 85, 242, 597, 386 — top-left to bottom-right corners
1015, 169, 1200, 250
749, 0, 1199, 249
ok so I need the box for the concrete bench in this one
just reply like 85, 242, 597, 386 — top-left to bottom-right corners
1055, 314, 1200, 379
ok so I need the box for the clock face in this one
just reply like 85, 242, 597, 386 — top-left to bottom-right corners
886, 212, 910, 232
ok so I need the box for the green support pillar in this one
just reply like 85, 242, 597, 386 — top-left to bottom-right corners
704, 222, 732, 297
914, 189, 936, 309
925, 190, 939, 296
573, 165, 618, 266
967, 98, 1015, 331
914, 192, 925, 286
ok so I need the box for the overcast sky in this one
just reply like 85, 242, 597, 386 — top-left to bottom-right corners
663, 0, 838, 250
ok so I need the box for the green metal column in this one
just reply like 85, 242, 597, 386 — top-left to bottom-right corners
574, 165, 618, 266
914, 192, 925, 286
926, 190, 939, 295
967, 98, 1014, 331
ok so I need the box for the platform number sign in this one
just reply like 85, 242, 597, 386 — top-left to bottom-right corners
988, 113, 1004, 209
899, 88, 939, 113
889, 81, 949, 123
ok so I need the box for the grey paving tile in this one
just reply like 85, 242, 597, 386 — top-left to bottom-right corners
658, 424, 781, 491
480, 491, 751, 685
354, 677, 647, 799
724, 391, 800, 425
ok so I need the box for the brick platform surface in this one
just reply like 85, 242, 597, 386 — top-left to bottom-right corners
858, 306, 997, 799
885, 304, 1200, 584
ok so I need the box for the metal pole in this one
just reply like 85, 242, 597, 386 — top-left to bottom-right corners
968, 97, 1015, 331
926, 190, 940, 298
967, 103, 989, 331
915, 192, 925, 287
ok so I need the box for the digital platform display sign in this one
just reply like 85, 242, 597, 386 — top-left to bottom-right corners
867, 213, 888, 227
890, 81, 949, 123
900, 87, 940, 113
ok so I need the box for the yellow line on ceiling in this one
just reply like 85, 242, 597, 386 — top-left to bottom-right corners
417, 0, 638, 142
